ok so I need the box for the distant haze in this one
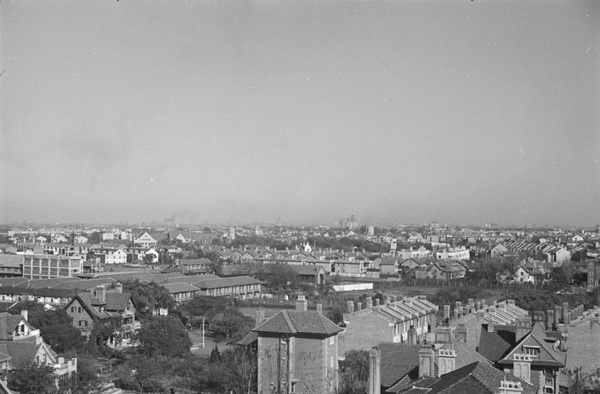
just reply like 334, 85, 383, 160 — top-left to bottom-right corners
1, 0, 599, 226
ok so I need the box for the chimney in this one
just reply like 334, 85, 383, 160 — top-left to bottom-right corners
366, 297, 373, 309
115, 283, 123, 294
512, 354, 532, 383
507, 299, 515, 307
357, 302, 362, 311
374, 298, 380, 307
408, 325, 417, 344
455, 324, 467, 343
418, 346, 435, 378
368, 347, 381, 394
562, 302, 569, 323
498, 380, 524, 394
515, 316, 531, 342
295, 295, 307, 312
546, 309, 553, 330
554, 305, 561, 325
347, 301, 355, 314
487, 315, 495, 333
96, 285, 106, 304
21, 309, 28, 322
443, 305, 450, 322
255, 307, 266, 326
437, 349, 456, 376
316, 304, 323, 314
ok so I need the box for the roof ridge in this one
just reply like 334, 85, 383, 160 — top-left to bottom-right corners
281, 311, 297, 334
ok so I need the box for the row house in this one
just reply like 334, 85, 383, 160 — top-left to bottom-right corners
194, 276, 262, 299
435, 247, 470, 261
161, 282, 199, 303
340, 295, 438, 355
0, 287, 75, 306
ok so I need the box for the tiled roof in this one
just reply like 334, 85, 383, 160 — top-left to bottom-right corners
378, 343, 422, 388
162, 282, 200, 294
478, 325, 514, 362
195, 276, 262, 289
0, 313, 22, 340
0, 341, 43, 368
288, 265, 323, 276
253, 311, 343, 336
395, 361, 538, 394
499, 323, 566, 367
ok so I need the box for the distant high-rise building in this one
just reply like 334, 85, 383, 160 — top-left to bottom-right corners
228, 226, 236, 240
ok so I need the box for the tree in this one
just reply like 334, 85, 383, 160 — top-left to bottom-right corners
136, 315, 192, 358
122, 279, 176, 319
338, 350, 369, 394
221, 346, 258, 394
257, 264, 299, 294
29, 309, 84, 353
8, 362, 58, 394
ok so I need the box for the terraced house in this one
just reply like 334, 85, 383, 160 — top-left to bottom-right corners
194, 275, 262, 299
340, 295, 438, 355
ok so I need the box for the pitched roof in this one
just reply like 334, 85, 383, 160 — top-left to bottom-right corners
498, 323, 566, 367
0, 313, 22, 340
378, 343, 422, 388
253, 310, 343, 336
394, 361, 538, 394
195, 275, 262, 289
0, 341, 44, 368
478, 324, 514, 362
162, 282, 200, 294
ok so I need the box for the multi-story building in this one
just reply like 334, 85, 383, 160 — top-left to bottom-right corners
22, 254, 83, 279
64, 284, 140, 347
252, 297, 343, 394
340, 295, 438, 355
194, 276, 262, 299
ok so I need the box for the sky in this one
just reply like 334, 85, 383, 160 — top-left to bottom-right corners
1, 0, 599, 227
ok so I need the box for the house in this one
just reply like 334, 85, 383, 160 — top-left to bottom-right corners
0, 255, 23, 278
133, 232, 158, 248
161, 282, 199, 303
288, 264, 326, 286
176, 258, 211, 273
478, 316, 566, 393
251, 297, 343, 394
428, 260, 466, 280
340, 295, 438, 355
0, 311, 77, 387
490, 243, 508, 258
379, 257, 400, 276
103, 249, 127, 265
64, 284, 140, 347
194, 276, 262, 299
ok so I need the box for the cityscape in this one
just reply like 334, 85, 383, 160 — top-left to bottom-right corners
1, 1, 598, 394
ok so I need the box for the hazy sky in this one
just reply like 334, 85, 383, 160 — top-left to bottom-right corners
1, 0, 599, 227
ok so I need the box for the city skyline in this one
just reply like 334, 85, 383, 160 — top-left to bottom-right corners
1, 0, 598, 227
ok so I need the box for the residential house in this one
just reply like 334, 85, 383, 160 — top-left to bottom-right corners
194, 276, 262, 299
133, 232, 158, 248
288, 264, 326, 286
161, 283, 199, 303
379, 257, 400, 276
0, 311, 77, 387
340, 295, 438, 355
251, 298, 343, 394
64, 284, 140, 347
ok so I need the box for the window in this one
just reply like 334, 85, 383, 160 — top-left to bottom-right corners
524, 346, 540, 356
71, 306, 76, 313
329, 336, 335, 345
78, 307, 82, 313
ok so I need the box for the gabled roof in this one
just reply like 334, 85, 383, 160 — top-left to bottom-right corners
394, 361, 537, 394
498, 323, 566, 367
195, 275, 262, 289
477, 324, 515, 362
0, 340, 47, 368
252, 310, 343, 336
162, 282, 200, 294
378, 343, 422, 388
0, 313, 23, 340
